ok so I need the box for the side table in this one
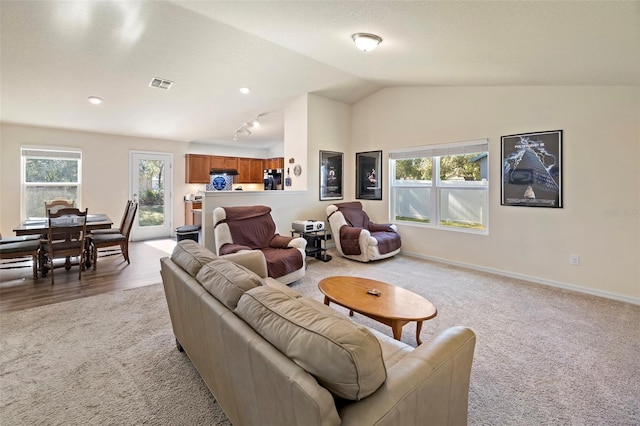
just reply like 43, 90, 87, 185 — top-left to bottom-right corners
291, 229, 332, 262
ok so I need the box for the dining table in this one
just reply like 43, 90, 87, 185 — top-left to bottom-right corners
13, 214, 113, 236
13, 214, 113, 273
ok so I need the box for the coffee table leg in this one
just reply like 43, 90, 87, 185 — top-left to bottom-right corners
415, 321, 423, 345
323, 296, 330, 306
391, 321, 403, 341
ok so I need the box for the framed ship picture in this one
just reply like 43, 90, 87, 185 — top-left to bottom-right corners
501, 130, 563, 208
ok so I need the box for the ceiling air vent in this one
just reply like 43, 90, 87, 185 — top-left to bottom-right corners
149, 77, 173, 90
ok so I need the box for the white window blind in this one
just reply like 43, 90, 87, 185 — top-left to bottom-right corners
389, 139, 488, 159
22, 149, 82, 160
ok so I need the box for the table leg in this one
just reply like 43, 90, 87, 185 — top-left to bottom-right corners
415, 321, 424, 345
323, 296, 330, 306
391, 321, 403, 341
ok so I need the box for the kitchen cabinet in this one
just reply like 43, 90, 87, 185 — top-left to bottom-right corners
184, 201, 202, 226
186, 154, 281, 184
237, 158, 265, 183
185, 154, 211, 184
211, 156, 238, 170
265, 157, 284, 170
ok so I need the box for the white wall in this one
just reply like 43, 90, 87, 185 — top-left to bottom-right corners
351, 86, 640, 301
284, 94, 309, 191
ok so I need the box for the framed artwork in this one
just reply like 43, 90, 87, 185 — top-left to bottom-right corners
501, 130, 563, 208
319, 150, 343, 201
356, 150, 382, 200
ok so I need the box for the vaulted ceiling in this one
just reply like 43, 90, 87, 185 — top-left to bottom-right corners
1, 1, 638, 148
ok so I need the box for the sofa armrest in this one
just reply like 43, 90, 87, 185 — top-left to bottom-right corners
221, 250, 268, 279
339, 326, 476, 426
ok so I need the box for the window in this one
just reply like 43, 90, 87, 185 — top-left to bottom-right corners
22, 148, 82, 219
390, 140, 488, 233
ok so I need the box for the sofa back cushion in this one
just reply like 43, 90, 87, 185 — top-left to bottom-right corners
196, 258, 264, 309
171, 240, 218, 277
235, 285, 386, 400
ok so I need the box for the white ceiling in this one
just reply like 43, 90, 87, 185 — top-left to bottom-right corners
1, 1, 638, 149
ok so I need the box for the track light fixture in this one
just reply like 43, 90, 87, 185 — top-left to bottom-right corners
233, 113, 264, 141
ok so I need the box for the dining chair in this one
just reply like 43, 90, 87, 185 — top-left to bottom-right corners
40, 207, 88, 285
89, 200, 131, 235
0, 233, 41, 279
44, 199, 74, 215
88, 201, 138, 269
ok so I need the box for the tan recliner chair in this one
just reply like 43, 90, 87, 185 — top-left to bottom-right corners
327, 201, 401, 262
213, 205, 306, 284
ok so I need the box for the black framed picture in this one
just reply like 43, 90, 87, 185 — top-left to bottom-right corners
356, 150, 382, 200
501, 130, 563, 208
319, 150, 343, 201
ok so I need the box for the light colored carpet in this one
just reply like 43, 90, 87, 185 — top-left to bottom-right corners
1, 249, 639, 425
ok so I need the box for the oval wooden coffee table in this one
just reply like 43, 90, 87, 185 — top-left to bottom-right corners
318, 276, 437, 345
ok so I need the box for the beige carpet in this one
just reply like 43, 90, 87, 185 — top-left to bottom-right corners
1, 249, 639, 425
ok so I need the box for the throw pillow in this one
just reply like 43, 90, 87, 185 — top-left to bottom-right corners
235, 285, 386, 400
196, 258, 264, 309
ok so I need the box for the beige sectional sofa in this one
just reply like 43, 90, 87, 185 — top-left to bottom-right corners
160, 240, 476, 426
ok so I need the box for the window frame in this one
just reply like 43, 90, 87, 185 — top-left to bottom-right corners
21, 147, 83, 219
389, 140, 489, 234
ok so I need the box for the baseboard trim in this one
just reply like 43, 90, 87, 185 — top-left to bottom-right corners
401, 250, 640, 306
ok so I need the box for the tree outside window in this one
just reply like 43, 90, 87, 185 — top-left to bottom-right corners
22, 149, 81, 218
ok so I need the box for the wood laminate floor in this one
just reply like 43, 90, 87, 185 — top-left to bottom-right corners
0, 239, 177, 313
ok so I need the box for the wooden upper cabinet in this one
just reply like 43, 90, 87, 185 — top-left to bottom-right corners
185, 154, 211, 184
237, 158, 251, 183
211, 156, 238, 170
265, 157, 284, 169
237, 158, 265, 183
187, 154, 274, 184
210, 156, 225, 169
249, 159, 264, 182
224, 156, 238, 170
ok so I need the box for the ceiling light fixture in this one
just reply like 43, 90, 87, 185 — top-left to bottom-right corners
239, 87, 251, 94
88, 96, 103, 104
233, 113, 264, 141
351, 33, 382, 52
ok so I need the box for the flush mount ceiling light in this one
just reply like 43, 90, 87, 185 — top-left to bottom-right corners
88, 96, 103, 105
233, 113, 264, 141
351, 33, 382, 52
239, 87, 251, 94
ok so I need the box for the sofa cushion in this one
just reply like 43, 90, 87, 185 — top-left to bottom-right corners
171, 240, 217, 277
196, 258, 264, 309
235, 285, 386, 400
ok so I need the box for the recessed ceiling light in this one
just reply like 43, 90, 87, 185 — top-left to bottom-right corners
239, 87, 251, 94
88, 96, 103, 105
351, 33, 382, 52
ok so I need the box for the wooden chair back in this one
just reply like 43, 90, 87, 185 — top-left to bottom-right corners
45, 199, 74, 215
121, 201, 138, 239
44, 207, 88, 284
